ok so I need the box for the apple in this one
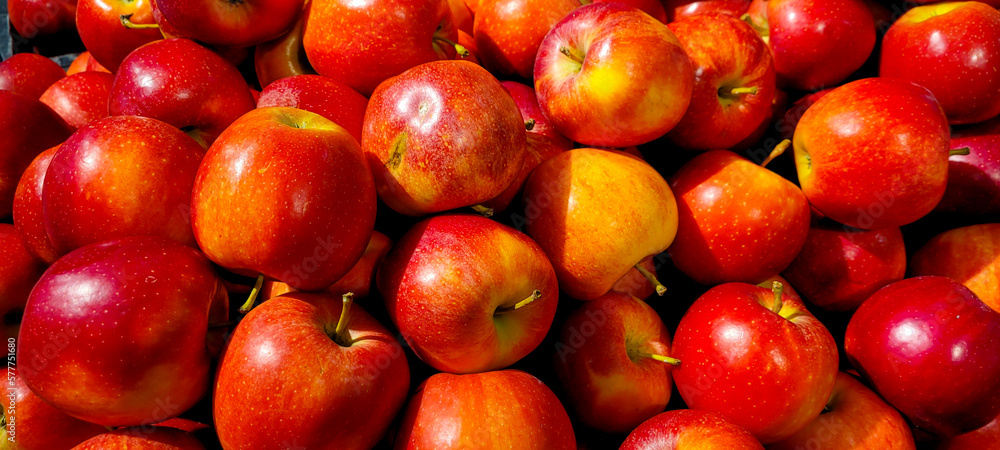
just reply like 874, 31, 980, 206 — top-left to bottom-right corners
845, 276, 1000, 436
534, 2, 693, 147
593, 0, 667, 22
0, 53, 65, 99
302, 0, 458, 96
378, 214, 558, 373
18, 236, 229, 426
621, 409, 763, 450
66, 51, 110, 76
256, 74, 368, 145
0, 224, 46, 338
109, 38, 257, 147
781, 225, 906, 312
666, 14, 775, 151
254, 6, 314, 88
934, 415, 1000, 450
7, 0, 77, 39
793, 78, 951, 229
880, 1, 1000, 125
394, 370, 576, 449
911, 224, 1000, 312
668, 148, 811, 286
610, 256, 662, 301
362, 60, 526, 216
154, 0, 303, 47
261, 231, 393, 300
192, 107, 376, 292
768, 372, 916, 450
671, 281, 839, 443
522, 149, 678, 301
71, 427, 205, 449
935, 133, 1000, 215
552, 292, 676, 433
471, 0, 580, 79
39, 71, 114, 129
12, 147, 59, 264
214, 292, 409, 449
76, 0, 163, 72
663, 0, 750, 22
1, 370, 107, 450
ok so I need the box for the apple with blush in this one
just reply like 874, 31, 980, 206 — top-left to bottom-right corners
0, 224, 46, 339
472, 0, 581, 80
1, 369, 107, 450
7, 0, 77, 39
153, 0, 303, 47
39, 72, 114, 129
75, 0, 162, 72
254, 7, 314, 89
621, 409, 763, 450
66, 51, 110, 76
12, 147, 59, 264
71, 427, 205, 449
256, 74, 368, 144
0, 53, 65, 99
935, 133, 1000, 215
934, 416, 1000, 450
910, 224, 1000, 313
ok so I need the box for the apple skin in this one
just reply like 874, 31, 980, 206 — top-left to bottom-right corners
71, 427, 205, 449
254, 7, 314, 89
2, 369, 107, 449
362, 60, 526, 216
845, 276, 1000, 436
256, 74, 368, 145
67, 51, 111, 76
109, 38, 257, 147
0, 91, 74, 219
76, 0, 163, 73
261, 231, 393, 300
620, 409, 763, 450
534, 2, 693, 148
668, 150, 811, 286
552, 292, 674, 433
610, 256, 659, 301
12, 147, 60, 264
0, 224, 46, 333
472, 0, 581, 80
214, 292, 410, 450
192, 107, 376, 291
880, 2, 1000, 125
782, 225, 906, 312
936, 133, 1000, 215
42, 115, 204, 258
39, 71, 114, 129
0, 53, 65, 99
793, 78, 951, 229
378, 214, 558, 374
666, 14, 775, 151
672, 282, 839, 444
7, 0, 77, 38
394, 370, 576, 449
303, 0, 456, 96
154, 0, 303, 47
934, 415, 1000, 450
522, 149, 678, 301
664, 0, 750, 22
18, 236, 229, 427
911, 224, 1000, 313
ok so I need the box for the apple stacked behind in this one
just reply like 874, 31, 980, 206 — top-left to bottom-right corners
7, 0, 76, 40
75, 0, 163, 72
936, 131, 1000, 215
254, 10, 313, 88
911, 224, 1000, 312
261, 232, 393, 301
0, 53, 66, 99
256, 74, 369, 144
72, 427, 206, 449
39, 71, 114, 129
153, 0, 304, 48
620, 409, 763, 449
472, 0, 581, 79
3, 370, 107, 449
0, 224, 46, 340
13, 147, 60, 264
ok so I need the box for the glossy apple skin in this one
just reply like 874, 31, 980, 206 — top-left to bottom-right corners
192, 107, 376, 291
76, 0, 162, 72
155, 0, 303, 47
534, 2, 694, 147
257, 74, 368, 145
39, 71, 114, 129
523, 149, 678, 301
934, 415, 1000, 450
668, 150, 810, 285
672, 282, 839, 444
18, 236, 228, 426
621, 409, 763, 450
0, 53, 65, 99
1, 370, 107, 449
303, 0, 456, 96
666, 14, 775, 151
881, 2, 1000, 125
778, 88, 831, 140
0, 91, 74, 219
214, 292, 409, 450
261, 231, 392, 300
553, 292, 674, 433
845, 276, 1000, 436
42, 115, 203, 257
109, 38, 256, 147
378, 214, 558, 373
769, 372, 916, 449
254, 9, 313, 88
67, 51, 110, 76
71, 427, 205, 449
936, 133, 1000, 215
911, 224, 1000, 313
782, 225, 906, 312
472, 0, 581, 79
664, 0, 750, 22
12, 147, 59, 264
394, 370, 576, 449
363, 60, 526, 216
793, 78, 951, 229
0, 224, 46, 324
7, 0, 77, 38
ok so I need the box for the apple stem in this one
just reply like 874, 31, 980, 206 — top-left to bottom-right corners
761, 139, 791, 168
559, 47, 585, 65
949, 147, 971, 157
238, 274, 265, 314
770, 280, 784, 314
725, 86, 759, 96
332, 293, 354, 347
496, 290, 542, 314
119, 14, 160, 30
433, 36, 470, 58
634, 263, 667, 296
105, 426, 115, 432
525, 119, 536, 131
471, 204, 494, 217
640, 352, 681, 365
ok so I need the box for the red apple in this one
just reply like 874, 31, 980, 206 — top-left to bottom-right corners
610, 255, 661, 301
936, 133, 1000, 215
261, 231, 393, 300
256, 74, 368, 145
534, 2, 693, 147
0, 53, 65, 99
666, 14, 775, 151
595, 0, 667, 22
911, 224, 1000, 313
192, 107, 376, 291
934, 416, 1000, 450
472, 0, 580, 79
0, 224, 46, 337
18, 236, 228, 426
880, 2, 1000, 125
214, 292, 409, 449
621, 409, 763, 450
845, 276, 1000, 436
2, 369, 106, 450
7, 0, 77, 39
448, 0, 473, 34
76, 0, 163, 72
66, 51, 110, 76
672, 281, 839, 443
254, 6, 314, 88
109, 38, 256, 147
39, 71, 114, 129
12, 147, 59, 264
793, 78, 951, 229
71, 427, 205, 449
154, 0, 303, 47
663, 0, 750, 22
362, 60, 526, 216
394, 370, 576, 449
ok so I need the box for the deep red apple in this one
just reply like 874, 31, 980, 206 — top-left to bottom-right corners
12, 147, 59, 264
911, 224, 1000, 313
154, 0, 303, 47
845, 276, 1000, 436
256, 74, 368, 144
7, 0, 77, 39
472, 0, 581, 79
620, 409, 763, 450
936, 132, 1000, 215
1, 369, 106, 450
75, 0, 163, 72
934, 416, 1000, 450
71, 427, 205, 449
394, 370, 576, 449
0, 53, 65, 99
38, 71, 114, 129
0, 224, 46, 338
261, 231, 392, 300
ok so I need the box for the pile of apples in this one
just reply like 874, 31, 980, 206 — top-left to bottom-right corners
2, 0, 1000, 448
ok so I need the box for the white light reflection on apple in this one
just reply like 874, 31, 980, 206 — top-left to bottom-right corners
888, 318, 934, 357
